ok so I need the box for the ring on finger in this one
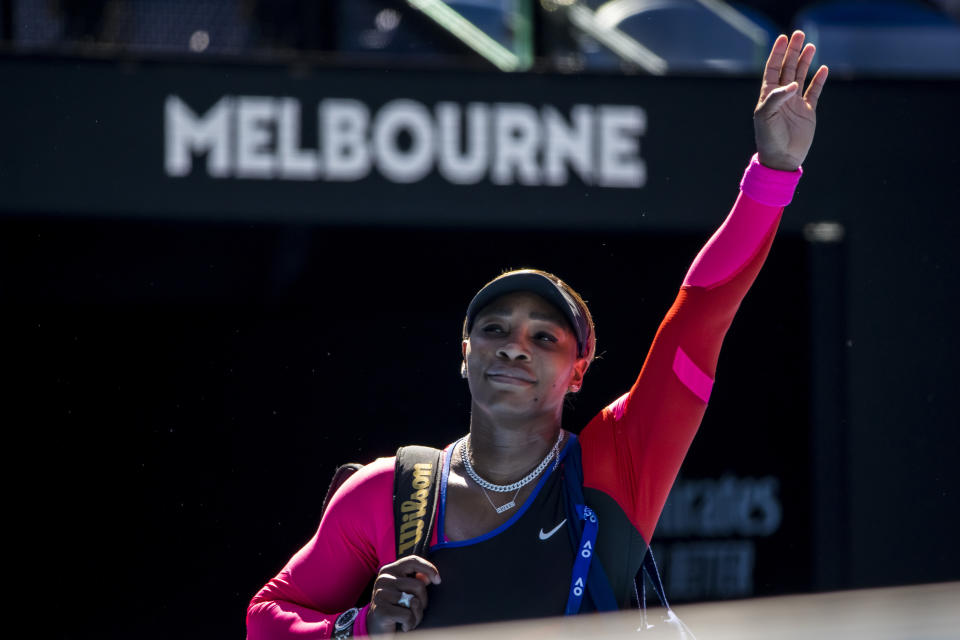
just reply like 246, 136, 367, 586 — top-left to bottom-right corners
398, 591, 414, 608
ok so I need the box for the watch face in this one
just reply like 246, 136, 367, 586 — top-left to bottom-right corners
335, 607, 358, 631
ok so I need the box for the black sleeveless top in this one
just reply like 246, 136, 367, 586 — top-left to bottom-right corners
415, 436, 650, 628
418, 446, 574, 629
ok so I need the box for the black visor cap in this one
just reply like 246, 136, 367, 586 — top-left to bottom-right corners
465, 271, 589, 358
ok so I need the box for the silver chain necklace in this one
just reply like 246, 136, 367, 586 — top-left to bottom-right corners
459, 430, 563, 500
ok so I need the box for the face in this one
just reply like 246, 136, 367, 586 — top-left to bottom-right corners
462, 291, 587, 420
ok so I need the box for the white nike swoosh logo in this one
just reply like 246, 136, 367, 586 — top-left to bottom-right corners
539, 519, 567, 540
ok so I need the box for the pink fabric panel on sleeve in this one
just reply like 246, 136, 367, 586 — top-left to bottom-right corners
672, 346, 714, 403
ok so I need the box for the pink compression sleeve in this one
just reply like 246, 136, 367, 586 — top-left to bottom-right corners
684, 155, 801, 289
248, 445, 450, 639
580, 157, 799, 543
246, 457, 398, 639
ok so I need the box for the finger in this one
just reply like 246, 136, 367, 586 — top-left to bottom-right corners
762, 34, 789, 91
374, 601, 418, 633
779, 30, 805, 85
413, 571, 434, 585
391, 555, 442, 585
795, 43, 816, 84
388, 587, 426, 626
758, 81, 799, 115
407, 594, 425, 626
804, 65, 829, 109
393, 576, 431, 609
373, 587, 420, 628
375, 573, 431, 608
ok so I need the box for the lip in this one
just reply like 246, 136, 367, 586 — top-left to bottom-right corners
485, 366, 537, 385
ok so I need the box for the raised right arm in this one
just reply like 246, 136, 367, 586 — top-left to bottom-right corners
246, 457, 397, 639
578, 30, 827, 545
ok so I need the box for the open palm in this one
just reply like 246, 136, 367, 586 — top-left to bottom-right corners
754, 31, 829, 172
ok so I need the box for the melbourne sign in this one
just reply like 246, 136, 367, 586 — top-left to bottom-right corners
1, 58, 765, 227
165, 96, 647, 188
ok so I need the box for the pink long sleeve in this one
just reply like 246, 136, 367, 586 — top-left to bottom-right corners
247, 447, 452, 639
246, 457, 397, 639
579, 157, 801, 544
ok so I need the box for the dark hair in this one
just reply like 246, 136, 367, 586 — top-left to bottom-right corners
461, 268, 596, 366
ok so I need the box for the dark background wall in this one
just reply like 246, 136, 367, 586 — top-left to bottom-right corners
5, 57, 958, 638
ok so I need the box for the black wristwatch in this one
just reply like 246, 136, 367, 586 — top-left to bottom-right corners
332, 607, 359, 639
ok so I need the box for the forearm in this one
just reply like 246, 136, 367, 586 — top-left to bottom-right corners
683, 154, 800, 292
670, 153, 801, 389
247, 599, 371, 639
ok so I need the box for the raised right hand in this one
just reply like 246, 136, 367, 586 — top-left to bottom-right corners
366, 556, 442, 634
753, 30, 829, 172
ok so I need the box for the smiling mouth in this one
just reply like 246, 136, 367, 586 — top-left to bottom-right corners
487, 375, 535, 386
486, 371, 536, 385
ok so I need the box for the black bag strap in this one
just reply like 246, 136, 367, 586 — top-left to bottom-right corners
321, 463, 364, 518
393, 445, 443, 559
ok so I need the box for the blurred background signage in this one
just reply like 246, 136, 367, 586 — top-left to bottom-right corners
164, 95, 647, 187
655, 474, 783, 601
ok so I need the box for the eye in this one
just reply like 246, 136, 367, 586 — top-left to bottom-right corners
482, 323, 505, 335
536, 332, 558, 343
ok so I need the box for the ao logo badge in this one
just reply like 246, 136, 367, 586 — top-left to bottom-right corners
581, 508, 597, 557
573, 506, 597, 598
573, 578, 585, 597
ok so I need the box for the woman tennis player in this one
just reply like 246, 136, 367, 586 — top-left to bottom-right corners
247, 31, 828, 638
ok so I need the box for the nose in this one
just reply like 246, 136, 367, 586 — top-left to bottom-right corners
497, 341, 530, 361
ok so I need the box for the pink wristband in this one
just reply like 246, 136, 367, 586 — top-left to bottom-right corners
739, 153, 802, 207
354, 603, 372, 637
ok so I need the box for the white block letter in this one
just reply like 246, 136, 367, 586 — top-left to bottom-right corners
277, 98, 319, 180
543, 104, 594, 186
492, 103, 542, 186
436, 102, 489, 185
372, 99, 435, 183
598, 105, 646, 188
320, 99, 371, 182
236, 96, 277, 179
164, 95, 232, 177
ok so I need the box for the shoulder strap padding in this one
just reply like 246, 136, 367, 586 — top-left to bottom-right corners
394, 446, 443, 560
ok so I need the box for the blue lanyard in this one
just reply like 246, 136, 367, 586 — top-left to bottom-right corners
565, 504, 599, 615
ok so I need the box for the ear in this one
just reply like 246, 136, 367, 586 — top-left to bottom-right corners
568, 357, 589, 392
461, 339, 469, 378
